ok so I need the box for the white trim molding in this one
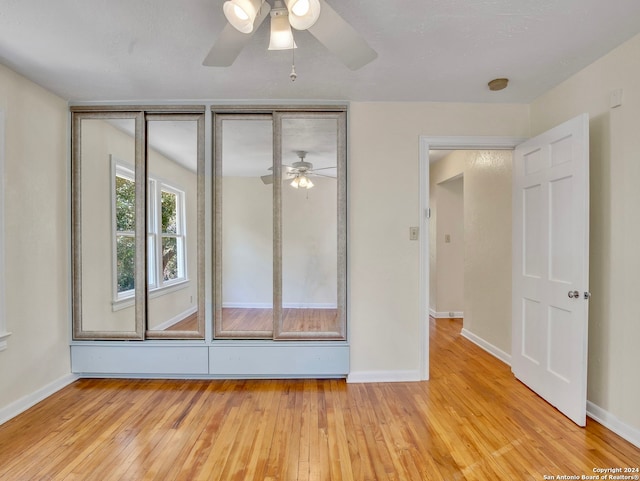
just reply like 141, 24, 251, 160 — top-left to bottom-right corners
347, 370, 421, 383
461, 328, 512, 366
429, 309, 464, 319
587, 401, 640, 449
0, 374, 79, 426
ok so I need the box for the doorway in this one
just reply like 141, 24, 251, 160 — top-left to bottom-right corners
418, 136, 525, 380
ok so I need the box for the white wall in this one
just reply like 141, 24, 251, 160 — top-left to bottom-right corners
0, 64, 71, 411
348, 103, 529, 377
429, 150, 513, 354
222, 175, 337, 308
531, 31, 640, 433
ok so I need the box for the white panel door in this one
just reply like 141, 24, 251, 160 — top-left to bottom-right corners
512, 114, 590, 426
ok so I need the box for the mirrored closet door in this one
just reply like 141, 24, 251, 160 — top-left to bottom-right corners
213, 108, 346, 340
72, 108, 205, 340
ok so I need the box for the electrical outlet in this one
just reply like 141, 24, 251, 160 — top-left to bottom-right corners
409, 226, 419, 241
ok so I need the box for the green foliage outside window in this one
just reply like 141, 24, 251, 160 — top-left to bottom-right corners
116, 175, 136, 293
161, 191, 178, 281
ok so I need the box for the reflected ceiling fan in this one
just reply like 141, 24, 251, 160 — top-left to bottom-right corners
261, 151, 336, 189
203, 0, 378, 74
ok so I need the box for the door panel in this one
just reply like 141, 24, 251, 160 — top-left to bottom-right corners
512, 113, 590, 426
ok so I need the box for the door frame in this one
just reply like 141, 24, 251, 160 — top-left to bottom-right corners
418, 136, 527, 380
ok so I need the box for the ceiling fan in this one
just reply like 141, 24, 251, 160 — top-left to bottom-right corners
261, 150, 336, 189
203, 0, 378, 71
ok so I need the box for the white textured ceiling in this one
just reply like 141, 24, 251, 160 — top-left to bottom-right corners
1, 0, 640, 103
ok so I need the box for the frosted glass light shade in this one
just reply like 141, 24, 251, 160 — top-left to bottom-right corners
223, 0, 263, 33
268, 14, 297, 50
286, 0, 321, 30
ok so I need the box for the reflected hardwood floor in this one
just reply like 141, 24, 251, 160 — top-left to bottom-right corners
220, 308, 340, 333
1, 318, 638, 480
165, 311, 198, 331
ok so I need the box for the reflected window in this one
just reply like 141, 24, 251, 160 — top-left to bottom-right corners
113, 159, 188, 304
114, 162, 136, 298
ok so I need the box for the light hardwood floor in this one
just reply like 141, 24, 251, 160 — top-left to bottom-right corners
0, 318, 638, 480
219, 308, 340, 334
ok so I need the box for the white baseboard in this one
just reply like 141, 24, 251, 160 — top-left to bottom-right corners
0, 373, 79, 425
347, 370, 421, 383
461, 328, 512, 365
152, 306, 198, 331
587, 401, 640, 449
429, 308, 464, 319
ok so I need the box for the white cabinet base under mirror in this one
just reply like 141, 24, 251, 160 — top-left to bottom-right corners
70, 344, 349, 378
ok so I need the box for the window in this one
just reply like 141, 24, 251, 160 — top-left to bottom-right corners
113, 159, 187, 304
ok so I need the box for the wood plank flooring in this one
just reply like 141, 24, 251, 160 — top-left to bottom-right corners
219, 308, 340, 335
0, 318, 638, 480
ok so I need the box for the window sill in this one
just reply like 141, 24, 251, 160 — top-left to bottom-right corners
0, 331, 11, 352
112, 279, 190, 311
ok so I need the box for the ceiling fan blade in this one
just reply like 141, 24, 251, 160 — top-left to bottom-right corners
307, 0, 377, 70
203, 3, 271, 67
310, 165, 337, 171
261, 174, 274, 185
309, 172, 336, 179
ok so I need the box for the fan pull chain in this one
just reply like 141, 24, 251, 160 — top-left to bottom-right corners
290, 32, 297, 81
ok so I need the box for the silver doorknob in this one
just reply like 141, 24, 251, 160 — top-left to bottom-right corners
568, 290, 580, 298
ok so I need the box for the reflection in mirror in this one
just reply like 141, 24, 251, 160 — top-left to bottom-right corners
216, 117, 274, 338
76, 116, 139, 337
146, 119, 203, 337
278, 116, 343, 338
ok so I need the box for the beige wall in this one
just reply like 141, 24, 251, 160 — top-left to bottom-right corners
0, 64, 70, 409
430, 151, 513, 353
531, 32, 640, 431
348, 102, 529, 374
431, 174, 464, 315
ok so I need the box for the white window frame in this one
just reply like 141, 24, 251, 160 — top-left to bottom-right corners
0, 110, 10, 350
111, 157, 188, 309
150, 179, 187, 289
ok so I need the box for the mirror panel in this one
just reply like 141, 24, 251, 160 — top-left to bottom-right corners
276, 114, 345, 339
73, 114, 143, 338
146, 117, 204, 338
215, 116, 274, 338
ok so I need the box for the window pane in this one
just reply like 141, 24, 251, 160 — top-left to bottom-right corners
116, 235, 135, 293
162, 236, 178, 281
115, 175, 136, 232
161, 190, 177, 234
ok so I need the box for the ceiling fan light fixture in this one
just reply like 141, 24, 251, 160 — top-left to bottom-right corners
286, 0, 321, 30
290, 174, 313, 189
223, 0, 263, 33
268, 11, 297, 50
